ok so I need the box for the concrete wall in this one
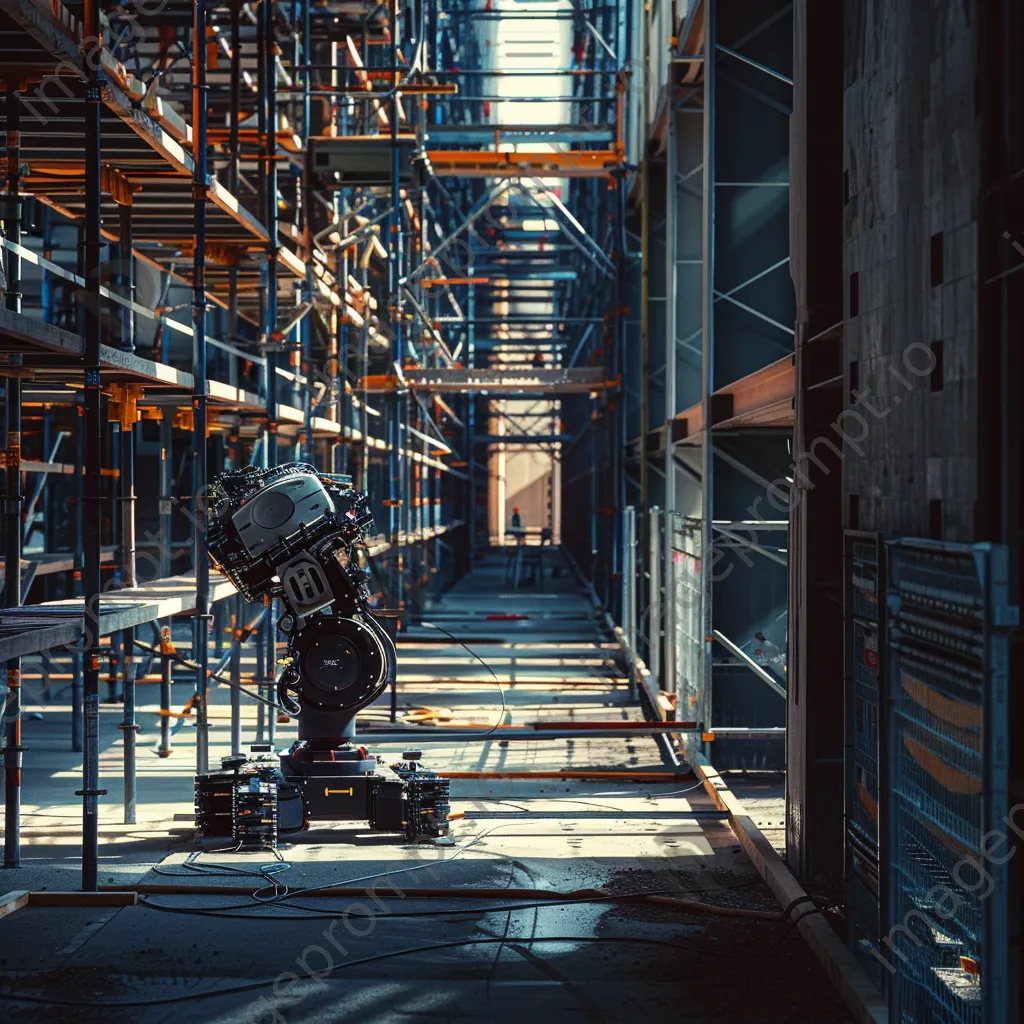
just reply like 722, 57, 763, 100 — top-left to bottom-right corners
843, 0, 980, 541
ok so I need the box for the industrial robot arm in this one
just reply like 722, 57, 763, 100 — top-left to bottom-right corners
195, 463, 449, 847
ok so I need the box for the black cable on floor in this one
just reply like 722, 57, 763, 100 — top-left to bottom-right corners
417, 619, 509, 737
132, 887, 824, 923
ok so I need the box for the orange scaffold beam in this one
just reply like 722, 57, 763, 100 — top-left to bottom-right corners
426, 149, 625, 179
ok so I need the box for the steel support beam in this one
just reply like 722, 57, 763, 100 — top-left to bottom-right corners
2, 87, 22, 869
699, 1, 717, 759
81, 0, 104, 893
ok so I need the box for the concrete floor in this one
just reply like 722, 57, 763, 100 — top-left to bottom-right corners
0, 551, 852, 1023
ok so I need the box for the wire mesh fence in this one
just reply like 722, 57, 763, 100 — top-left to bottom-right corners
845, 532, 883, 985
883, 540, 1014, 1024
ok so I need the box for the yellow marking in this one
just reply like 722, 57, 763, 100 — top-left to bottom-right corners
325, 787, 355, 797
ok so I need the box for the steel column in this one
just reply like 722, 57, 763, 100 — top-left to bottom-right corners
387, 0, 404, 609
622, 506, 637, 652
261, 0, 279, 746
648, 507, 661, 683
263, 0, 280, 470
191, 0, 211, 776
2, 87, 22, 869
119, 415, 137, 823
81, 0, 105, 892
699, 1, 717, 751
230, 594, 242, 754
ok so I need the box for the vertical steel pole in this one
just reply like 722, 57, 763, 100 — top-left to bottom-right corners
157, 632, 173, 758
336, 244, 350, 475
638, 0, 651, 520
266, 600, 276, 745
388, 0, 404, 609
254, 606, 266, 743
664, 512, 677, 698
227, 0, 241, 390
108, 425, 121, 702
119, 413, 137, 823
263, 0, 279, 471
616, 153, 631, 582
159, 417, 172, 578
299, 0, 314, 468
213, 597, 224, 656
118, 191, 137, 814
359, 258, 370, 491
120, 625, 136, 823
622, 506, 637, 652
81, 0, 105, 891
71, 422, 84, 752
663, 75, 679, 701
589, 413, 598, 585
263, 0, 280, 740
700, 2, 717, 752
466, 272, 476, 564
192, 0, 211, 776
40, 205, 52, 323
648, 506, 661, 683
229, 593, 242, 754
226, 4, 244, 751
118, 202, 134, 352
665, 85, 677, 510
3, 87, 23, 869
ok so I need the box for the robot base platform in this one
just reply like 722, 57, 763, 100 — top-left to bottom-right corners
195, 745, 451, 849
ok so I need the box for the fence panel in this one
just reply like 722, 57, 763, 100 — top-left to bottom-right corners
845, 531, 883, 986
671, 514, 703, 765
883, 540, 1015, 1024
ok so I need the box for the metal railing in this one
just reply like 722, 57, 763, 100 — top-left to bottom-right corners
670, 513, 705, 765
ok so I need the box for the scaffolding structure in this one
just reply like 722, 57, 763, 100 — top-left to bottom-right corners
577, 0, 796, 771
0, 0, 635, 887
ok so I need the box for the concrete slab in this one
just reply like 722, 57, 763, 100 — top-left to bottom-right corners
0, 552, 853, 1023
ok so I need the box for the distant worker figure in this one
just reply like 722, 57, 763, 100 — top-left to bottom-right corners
505, 507, 528, 586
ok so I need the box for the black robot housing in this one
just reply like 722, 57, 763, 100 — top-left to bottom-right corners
193, 463, 449, 848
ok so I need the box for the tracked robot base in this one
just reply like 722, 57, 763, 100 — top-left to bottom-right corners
193, 463, 450, 849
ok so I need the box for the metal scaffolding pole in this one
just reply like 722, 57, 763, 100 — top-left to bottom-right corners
117, 190, 138, 822
621, 506, 637, 651
699, 1, 717, 751
71, 424, 84, 753
81, 0, 105, 892
387, 0, 404, 608
119, 414, 138, 823
230, 593, 242, 754
648, 506, 661, 684
262, 0, 279, 471
662, 77, 678, 697
262, 0, 279, 744
192, 0, 211, 777
226, 0, 242, 390
3, 87, 23, 869
300, 0, 314, 468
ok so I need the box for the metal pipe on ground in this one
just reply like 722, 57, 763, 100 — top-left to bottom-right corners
353, 728, 702, 742
438, 770, 693, 781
